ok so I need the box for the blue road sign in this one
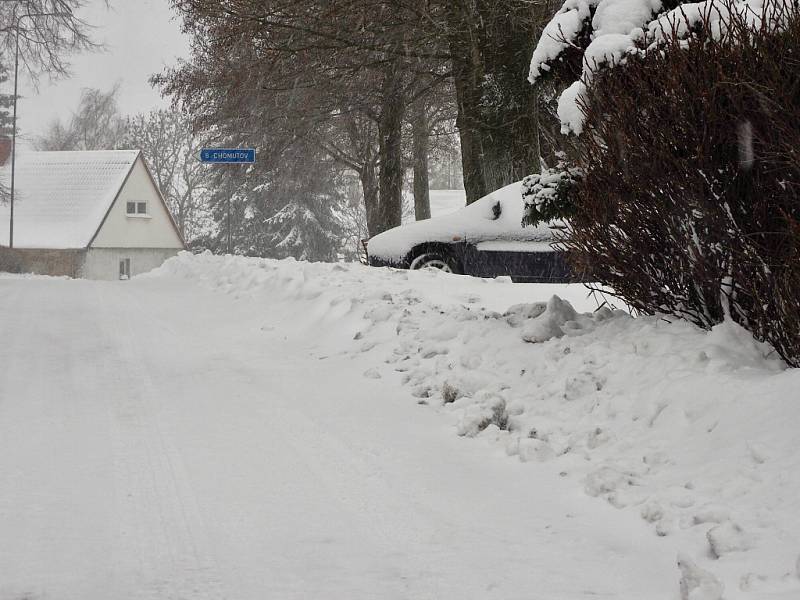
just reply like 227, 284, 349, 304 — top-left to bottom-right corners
200, 148, 256, 164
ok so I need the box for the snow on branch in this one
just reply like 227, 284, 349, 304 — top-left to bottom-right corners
531, 0, 798, 135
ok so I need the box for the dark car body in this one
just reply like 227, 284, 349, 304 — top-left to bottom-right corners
367, 240, 573, 283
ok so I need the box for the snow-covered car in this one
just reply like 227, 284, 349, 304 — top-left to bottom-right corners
365, 182, 574, 282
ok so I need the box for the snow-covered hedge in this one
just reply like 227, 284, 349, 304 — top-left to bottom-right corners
532, 4, 800, 366
530, 0, 797, 134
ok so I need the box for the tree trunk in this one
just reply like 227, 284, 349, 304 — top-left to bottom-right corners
411, 107, 431, 221
449, 27, 489, 205
374, 66, 406, 235
361, 160, 381, 236
446, 1, 542, 204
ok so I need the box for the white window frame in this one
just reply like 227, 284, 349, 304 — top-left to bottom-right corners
126, 201, 149, 218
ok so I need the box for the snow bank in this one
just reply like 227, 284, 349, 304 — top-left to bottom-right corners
147, 252, 800, 598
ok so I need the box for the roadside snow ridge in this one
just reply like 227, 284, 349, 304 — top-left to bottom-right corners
149, 252, 800, 598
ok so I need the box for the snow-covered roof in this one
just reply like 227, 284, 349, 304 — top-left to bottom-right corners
0, 150, 141, 249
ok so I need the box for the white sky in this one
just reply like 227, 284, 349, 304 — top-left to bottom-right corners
15, 0, 189, 144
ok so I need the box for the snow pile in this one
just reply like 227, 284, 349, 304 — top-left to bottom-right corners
678, 553, 725, 600
148, 252, 800, 598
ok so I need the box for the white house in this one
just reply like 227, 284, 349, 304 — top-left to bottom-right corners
0, 150, 185, 280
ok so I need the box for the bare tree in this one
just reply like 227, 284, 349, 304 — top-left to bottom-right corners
336, 171, 369, 260
123, 109, 211, 242
158, 0, 443, 237
35, 84, 126, 150
0, 1, 107, 80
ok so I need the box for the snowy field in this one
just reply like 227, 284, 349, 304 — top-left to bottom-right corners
0, 254, 798, 600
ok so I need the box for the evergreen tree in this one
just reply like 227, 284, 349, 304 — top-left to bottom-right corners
0, 58, 14, 204
196, 142, 345, 262
0, 59, 14, 138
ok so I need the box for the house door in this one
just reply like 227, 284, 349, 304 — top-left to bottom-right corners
119, 258, 131, 280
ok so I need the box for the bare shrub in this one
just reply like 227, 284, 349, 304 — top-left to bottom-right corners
0, 249, 23, 273
556, 2, 800, 365
442, 382, 460, 404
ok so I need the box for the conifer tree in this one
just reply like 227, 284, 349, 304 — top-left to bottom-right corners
0, 59, 13, 138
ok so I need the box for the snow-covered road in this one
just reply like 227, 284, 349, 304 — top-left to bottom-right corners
0, 275, 679, 600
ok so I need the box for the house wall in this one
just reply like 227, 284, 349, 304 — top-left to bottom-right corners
0, 247, 85, 278
81, 247, 180, 281
90, 157, 185, 250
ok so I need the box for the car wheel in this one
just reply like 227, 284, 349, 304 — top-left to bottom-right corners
410, 251, 461, 274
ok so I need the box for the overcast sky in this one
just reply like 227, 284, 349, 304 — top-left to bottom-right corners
16, 0, 189, 144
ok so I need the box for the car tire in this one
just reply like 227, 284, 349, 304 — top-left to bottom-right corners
409, 251, 461, 274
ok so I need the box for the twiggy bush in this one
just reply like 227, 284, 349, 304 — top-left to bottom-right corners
550, 2, 800, 365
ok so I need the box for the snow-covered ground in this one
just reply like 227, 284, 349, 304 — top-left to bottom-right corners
1, 254, 798, 599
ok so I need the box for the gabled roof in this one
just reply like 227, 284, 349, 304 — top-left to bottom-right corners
0, 150, 141, 249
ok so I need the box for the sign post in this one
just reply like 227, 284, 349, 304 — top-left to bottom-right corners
200, 148, 257, 253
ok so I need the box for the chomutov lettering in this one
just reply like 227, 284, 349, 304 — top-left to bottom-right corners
200, 148, 257, 164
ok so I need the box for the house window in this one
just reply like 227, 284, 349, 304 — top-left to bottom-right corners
126, 201, 148, 216
119, 258, 131, 280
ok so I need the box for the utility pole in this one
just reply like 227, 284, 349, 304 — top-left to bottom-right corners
9, 12, 20, 248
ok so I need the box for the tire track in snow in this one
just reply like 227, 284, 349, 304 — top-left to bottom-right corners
0, 280, 123, 597
94, 284, 225, 599
123, 284, 438, 597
